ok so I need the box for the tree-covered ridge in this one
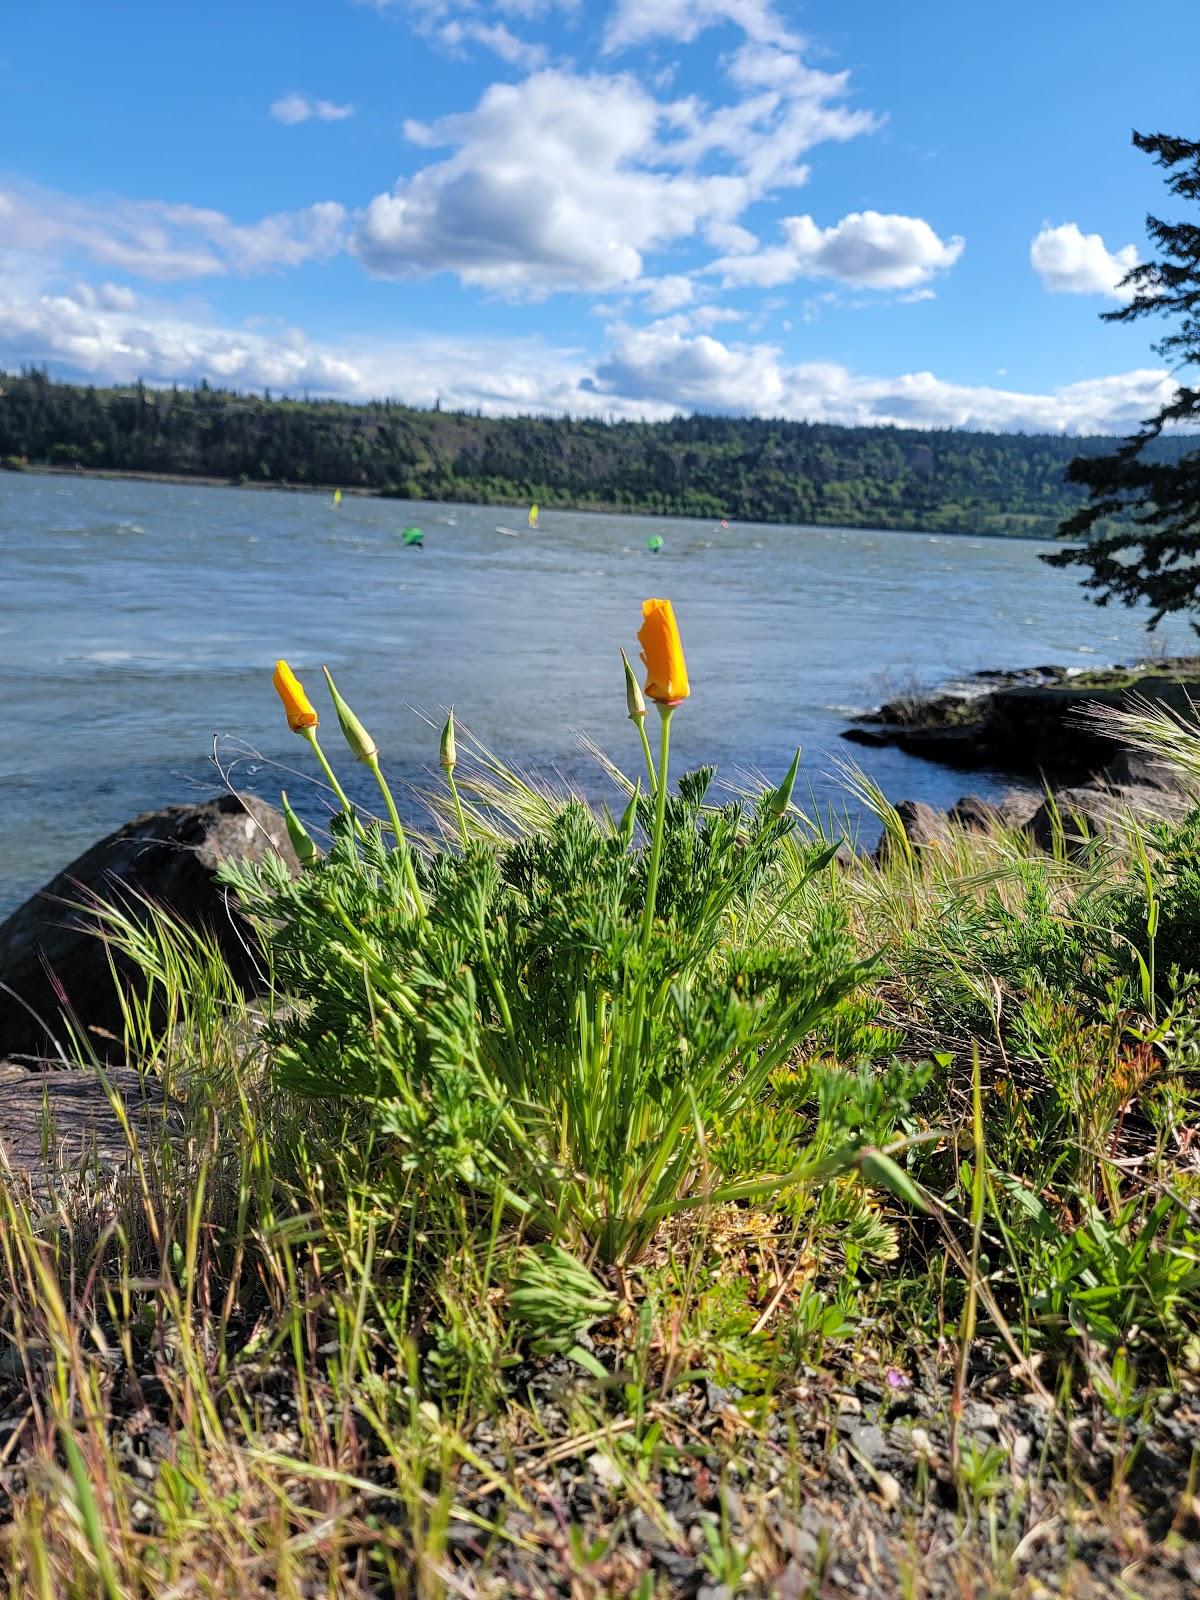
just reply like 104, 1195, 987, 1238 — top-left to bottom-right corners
0, 368, 1185, 535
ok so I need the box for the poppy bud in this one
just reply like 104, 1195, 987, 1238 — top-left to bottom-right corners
440, 710, 457, 771
637, 599, 690, 707
322, 666, 379, 764
280, 790, 318, 866
273, 660, 318, 732
621, 648, 646, 722
767, 747, 802, 817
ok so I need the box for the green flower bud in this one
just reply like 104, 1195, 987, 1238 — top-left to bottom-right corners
440, 709, 457, 771
619, 780, 640, 848
767, 747, 802, 817
322, 666, 379, 764
620, 647, 646, 722
280, 790, 318, 867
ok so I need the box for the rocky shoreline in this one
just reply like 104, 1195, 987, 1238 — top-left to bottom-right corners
842, 655, 1200, 779
843, 654, 1200, 854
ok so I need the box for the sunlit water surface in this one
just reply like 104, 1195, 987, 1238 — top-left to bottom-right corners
1, 473, 1183, 915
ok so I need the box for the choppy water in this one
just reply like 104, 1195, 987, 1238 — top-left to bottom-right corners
0, 472, 1185, 915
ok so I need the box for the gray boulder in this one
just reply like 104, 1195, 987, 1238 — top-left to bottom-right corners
1028, 781, 1192, 855
0, 794, 295, 1061
1106, 747, 1190, 794
875, 799, 952, 863
948, 794, 1006, 833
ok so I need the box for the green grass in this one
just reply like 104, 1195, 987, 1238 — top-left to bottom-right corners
2, 694, 1199, 1596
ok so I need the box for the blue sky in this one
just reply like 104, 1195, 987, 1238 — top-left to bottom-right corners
1, 0, 1196, 431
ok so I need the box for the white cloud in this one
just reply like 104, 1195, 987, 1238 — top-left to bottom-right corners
1030, 222, 1139, 299
591, 320, 1174, 434
437, 19, 547, 68
354, 42, 877, 298
712, 211, 964, 291
639, 274, 696, 312
270, 93, 355, 125
596, 320, 786, 408
604, 0, 798, 51
0, 185, 349, 280
355, 70, 761, 295
0, 273, 1173, 436
73, 280, 139, 311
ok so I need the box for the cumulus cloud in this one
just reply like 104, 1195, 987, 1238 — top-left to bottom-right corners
355, 71, 761, 294
711, 211, 964, 291
354, 44, 876, 297
270, 93, 355, 124
1030, 222, 1140, 299
591, 320, 1173, 434
0, 185, 348, 280
0, 272, 1172, 436
639, 275, 696, 313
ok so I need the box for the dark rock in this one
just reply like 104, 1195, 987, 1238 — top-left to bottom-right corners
843, 658, 1200, 784
875, 800, 951, 863
0, 794, 296, 1060
1028, 782, 1191, 854
1107, 747, 1188, 794
996, 792, 1041, 829
947, 795, 1005, 832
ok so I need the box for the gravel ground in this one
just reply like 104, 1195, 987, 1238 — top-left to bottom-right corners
441, 1348, 1200, 1598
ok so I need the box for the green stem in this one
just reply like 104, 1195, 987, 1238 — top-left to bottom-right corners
634, 715, 658, 793
366, 755, 427, 917
639, 705, 674, 957
301, 728, 359, 821
446, 768, 470, 848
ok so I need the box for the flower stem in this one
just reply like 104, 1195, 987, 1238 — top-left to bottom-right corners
446, 768, 470, 848
366, 755, 427, 916
301, 727, 358, 819
635, 716, 658, 794
639, 705, 674, 956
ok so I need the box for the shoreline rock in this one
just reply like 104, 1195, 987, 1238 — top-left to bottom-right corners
0, 793, 295, 1062
843, 655, 1200, 782
846, 657, 1200, 863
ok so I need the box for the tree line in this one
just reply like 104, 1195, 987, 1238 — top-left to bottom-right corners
0, 367, 1185, 538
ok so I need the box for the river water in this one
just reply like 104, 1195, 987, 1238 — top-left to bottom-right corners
0, 472, 1184, 915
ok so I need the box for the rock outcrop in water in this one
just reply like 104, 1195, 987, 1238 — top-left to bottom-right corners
0, 793, 295, 1062
843, 657, 1200, 781
851, 660, 1200, 863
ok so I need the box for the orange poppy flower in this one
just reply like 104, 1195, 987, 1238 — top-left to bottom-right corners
637, 598, 690, 706
273, 659, 319, 732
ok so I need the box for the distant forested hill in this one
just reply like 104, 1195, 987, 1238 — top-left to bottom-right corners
0, 369, 1186, 536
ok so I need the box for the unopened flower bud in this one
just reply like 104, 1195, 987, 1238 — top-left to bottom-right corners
273, 660, 318, 732
440, 710, 457, 771
619, 781, 640, 848
280, 790, 318, 866
322, 666, 379, 764
621, 648, 646, 722
767, 747, 802, 817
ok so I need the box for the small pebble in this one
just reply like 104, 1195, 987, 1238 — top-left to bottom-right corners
877, 1470, 902, 1509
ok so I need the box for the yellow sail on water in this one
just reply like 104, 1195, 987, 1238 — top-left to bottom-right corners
333, 488, 342, 507
527, 502, 539, 528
